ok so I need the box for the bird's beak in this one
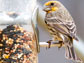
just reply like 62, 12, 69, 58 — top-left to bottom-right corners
43, 6, 51, 12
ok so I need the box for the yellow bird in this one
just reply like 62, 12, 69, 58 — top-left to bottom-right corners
43, 1, 81, 62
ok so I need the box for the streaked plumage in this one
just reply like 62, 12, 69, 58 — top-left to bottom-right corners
43, 1, 81, 62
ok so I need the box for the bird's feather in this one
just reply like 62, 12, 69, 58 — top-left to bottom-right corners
45, 17, 78, 41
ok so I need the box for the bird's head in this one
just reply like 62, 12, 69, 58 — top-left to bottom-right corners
43, 1, 61, 13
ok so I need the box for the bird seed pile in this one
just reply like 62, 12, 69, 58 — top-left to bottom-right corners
0, 25, 37, 63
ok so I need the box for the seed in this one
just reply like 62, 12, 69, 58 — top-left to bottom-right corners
3, 54, 10, 59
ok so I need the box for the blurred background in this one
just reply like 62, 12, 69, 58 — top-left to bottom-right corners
37, 0, 84, 63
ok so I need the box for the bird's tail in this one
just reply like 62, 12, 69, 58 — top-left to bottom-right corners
65, 46, 81, 62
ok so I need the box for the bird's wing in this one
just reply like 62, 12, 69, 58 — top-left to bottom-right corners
45, 17, 78, 41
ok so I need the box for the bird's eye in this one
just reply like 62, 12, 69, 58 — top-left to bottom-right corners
50, 3, 54, 6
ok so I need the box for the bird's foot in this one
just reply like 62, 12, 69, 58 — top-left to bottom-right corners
52, 41, 64, 49
47, 40, 52, 48
58, 41, 64, 49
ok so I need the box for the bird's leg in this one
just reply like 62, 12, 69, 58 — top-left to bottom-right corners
52, 41, 64, 48
47, 40, 52, 48
46, 40, 64, 49
58, 41, 64, 48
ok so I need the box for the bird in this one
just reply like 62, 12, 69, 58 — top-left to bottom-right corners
43, 1, 81, 62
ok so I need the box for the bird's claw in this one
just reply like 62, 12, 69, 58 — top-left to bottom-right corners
47, 40, 52, 48
58, 41, 63, 49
